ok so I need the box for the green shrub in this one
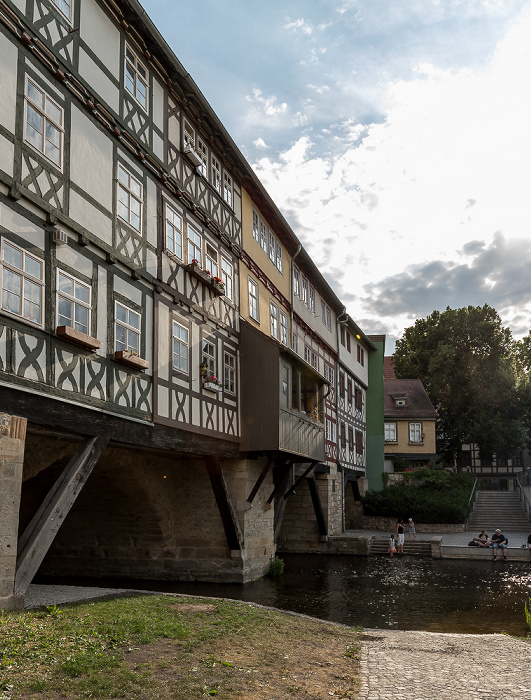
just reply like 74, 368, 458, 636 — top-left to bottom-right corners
269, 556, 285, 577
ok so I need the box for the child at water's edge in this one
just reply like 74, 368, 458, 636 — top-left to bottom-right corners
388, 534, 397, 557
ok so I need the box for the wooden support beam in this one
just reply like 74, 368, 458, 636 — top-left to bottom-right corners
247, 454, 275, 504
204, 456, 244, 551
14, 435, 109, 596
306, 474, 328, 537
273, 468, 293, 543
285, 461, 318, 499
266, 461, 292, 504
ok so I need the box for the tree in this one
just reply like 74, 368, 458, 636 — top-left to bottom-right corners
392, 305, 528, 470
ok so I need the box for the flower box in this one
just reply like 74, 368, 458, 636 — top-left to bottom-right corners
183, 145, 203, 168
114, 350, 149, 370
203, 381, 222, 392
56, 325, 101, 351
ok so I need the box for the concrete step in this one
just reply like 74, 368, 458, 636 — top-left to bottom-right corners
370, 539, 432, 556
469, 490, 530, 531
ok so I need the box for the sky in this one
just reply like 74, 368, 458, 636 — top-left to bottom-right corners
142, 0, 531, 352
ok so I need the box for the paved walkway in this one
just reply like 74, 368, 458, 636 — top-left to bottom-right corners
358, 628, 531, 699
346, 528, 531, 546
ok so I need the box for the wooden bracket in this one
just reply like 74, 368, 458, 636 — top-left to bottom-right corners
247, 454, 275, 504
204, 456, 244, 551
306, 473, 328, 537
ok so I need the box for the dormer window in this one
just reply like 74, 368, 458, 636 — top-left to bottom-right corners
394, 395, 407, 407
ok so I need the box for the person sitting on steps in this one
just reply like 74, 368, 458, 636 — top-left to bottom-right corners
491, 529, 508, 561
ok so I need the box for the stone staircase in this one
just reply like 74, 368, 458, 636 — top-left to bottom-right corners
468, 491, 530, 532
369, 538, 432, 556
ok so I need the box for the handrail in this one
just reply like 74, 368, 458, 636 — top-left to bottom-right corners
464, 477, 478, 527
515, 476, 531, 522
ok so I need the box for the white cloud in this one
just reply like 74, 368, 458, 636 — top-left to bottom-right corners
282, 18, 314, 35
253, 137, 268, 149
246, 88, 288, 117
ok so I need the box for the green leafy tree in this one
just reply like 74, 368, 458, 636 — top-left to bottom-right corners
393, 305, 528, 470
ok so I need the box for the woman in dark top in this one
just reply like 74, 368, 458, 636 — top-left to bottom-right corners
396, 519, 405, 554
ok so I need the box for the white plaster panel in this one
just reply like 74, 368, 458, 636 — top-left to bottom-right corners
56, 246, 93, 279
145, 247, 157, 279
0, 325, 6, 367
70, 105, 113, 211
144, 294, 153, 372
69, 190, 112, 246
168, 113, 180, 148
55, 348, 81, 393
78, 47, 119, 113
152, 78, 164, 132
152, 132, 164, 163
14, 332, 46, 382
114, 276, 142, 306
97, 266, 107, 353
80, 0, 120, 78
0, 137, 14, 178
157, 385, 169, 418
1, 206, 45, 251
192, 396, 200, 426
145, 178, 157, 249
0, 34, 18, 134
157, 302, 170, 381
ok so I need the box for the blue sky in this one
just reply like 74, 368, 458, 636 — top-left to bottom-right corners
142, 0, 531, 351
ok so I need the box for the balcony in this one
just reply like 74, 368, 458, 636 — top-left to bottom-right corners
279, 407, 325, 461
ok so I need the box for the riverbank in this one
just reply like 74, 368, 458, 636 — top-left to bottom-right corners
1, 593, 361, 699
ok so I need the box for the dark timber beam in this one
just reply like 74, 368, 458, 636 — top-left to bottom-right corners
273, 467, 293, 543
204, 456, 244, 551
247, 454, 275, 504
306, 474, 328, 537
266, 461, 293, 504
14, 435, 109, 596
285, 461, 318, 499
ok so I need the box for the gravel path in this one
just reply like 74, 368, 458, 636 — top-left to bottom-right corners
358, 628, 531, 699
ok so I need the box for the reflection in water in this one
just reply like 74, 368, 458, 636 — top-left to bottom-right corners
39, 555, 531, 635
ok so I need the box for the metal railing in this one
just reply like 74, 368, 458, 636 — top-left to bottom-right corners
464, 477, 478, 528
515, 475, 531, 524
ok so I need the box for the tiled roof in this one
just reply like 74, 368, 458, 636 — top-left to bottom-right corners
383, 356, 396, 379
384, 378, 439, 419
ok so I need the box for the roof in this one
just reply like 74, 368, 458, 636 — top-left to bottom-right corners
383, 357, 396, 379
384, 379, 439, 419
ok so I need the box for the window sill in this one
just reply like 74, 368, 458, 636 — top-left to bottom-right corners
56, 325, 100, 350
114, 350, 149, 370
203, 381, 222, 392
408, 441, 424, 446
185, 262, 225, 297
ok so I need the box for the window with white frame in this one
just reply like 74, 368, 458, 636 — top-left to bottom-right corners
409, 422, 423, 443
304, 345, 311, 364
115, 302, 140, 354
211, 155, 222, 194
311, 351, 318, 370
224, 351, 236, 393
248, 277, 259, 321
309, 285, 315, 312
57, 270, 90, 335
205, 243, 218, 278
280, 310, 288, 346
51, 0, 72, 21
187, 224, 202, 264
24, 77, 63, 168
321, 300, 326, 325
293, 267, 300, 297
276, 241, 282, 273
357, 343, 365, 366
252, 209, 260, 241
172, 320, 188, 373
326, 418, 332, 441
223, 172, 233, 208
301, 277, 308, 304
165, 203, 182, 259
291, 332, 297, 353
260, 221, 267, 252
202, 337, 216, 376
196, 136, 208, 177
326, 307, 331, 331
221, 257, 233, 301
183, 120, 195, 149
384, 422, 397, 442
117, 164, 142, 231
125, 45, 148, 111
1, 240, 43, 325
270, 300, 279, 340
268, 232, 276, 264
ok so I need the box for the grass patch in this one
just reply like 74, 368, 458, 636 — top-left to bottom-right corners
0, 595, 360, 699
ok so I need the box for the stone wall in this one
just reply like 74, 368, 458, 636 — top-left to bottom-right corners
0, 413, 27, 609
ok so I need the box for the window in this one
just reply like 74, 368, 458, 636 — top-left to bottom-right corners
221, 257, 233, 301
356, 430, 364, 454
223, 172, 233, 208
24, 77, 63, 167
248, 277, 259, 321
384, 422, 397, 442
321, 301, 326, 325
270, 301, 279, 340
276, 241, 283, 273
118, 164, 142, 231
165, 204, 182, 259
183, 120, 195, 149
348, 427, 354, 450
357, 344, 365, 366
341, 422, 346, 447
260, 221, 267, 252
309, 285, 315, 312
355, 386, 363, 410
311, 351, 318, 370
211, 155, 222, 194
409, 422, 423, 443
291, 332, 297, 353
269, 232, 276, 264
304, 345, 311, 364
202, 337, 216, 376
293, 267, 300, 297
326, 419, 332, 442
347, 378, 353, 404
224, 352, 236, 393
57, 270, 90, 335
339, 373, 345, 396
187, 224, 202, 264
1, 240, 43, 325
301, 277, 308, 304
280, 311, 288, 346
346, 332, 351, 353
340, 326, 345, 346
172, 321, 189, 372
326, 307, 331, 331
51, 0, 72, 21
325, 363, 335, 388
125, 45, 148, 111
205, 243, 218, 278
197, 136, 208, 178
115, 302, 140, 354
252, 210, 260, 241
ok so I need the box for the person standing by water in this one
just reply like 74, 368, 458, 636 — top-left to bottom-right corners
396, 518, 405, 554
408, 518, 417, 540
